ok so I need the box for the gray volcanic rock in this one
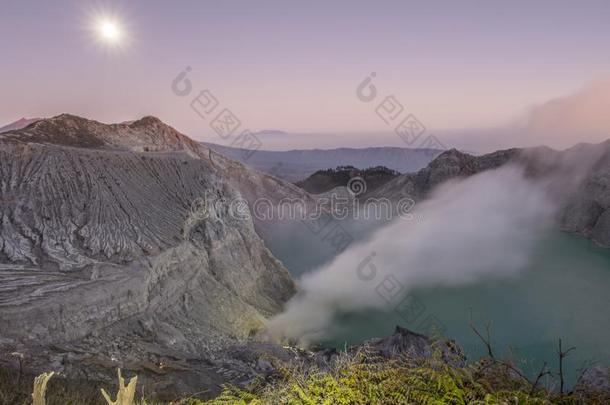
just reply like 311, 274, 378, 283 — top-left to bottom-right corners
366, 148, 518, 201
0, 114, 300, 397
355, 326, 466, 367
368, 142, 610, 247
1, 114, 199, 152
574, 366, 610, 396
359, 326, 433, 359
0, 114, 314, 241
551, 141, 610, 246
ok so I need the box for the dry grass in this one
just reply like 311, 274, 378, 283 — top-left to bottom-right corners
100, 369, 138, 405
0, 354, 607, 405
31, 372, 54, 405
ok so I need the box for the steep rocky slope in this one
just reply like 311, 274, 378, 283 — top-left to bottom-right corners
367, 142, 610, 247
531, 141, 610, 246
366, 148, 518, 201
0, 114, 305, 397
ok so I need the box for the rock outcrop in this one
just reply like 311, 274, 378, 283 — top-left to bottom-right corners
574, 366, 610, 397
365, 148, 519, 201
367, 142, 610, 247
295, 165, 400, 195
0, 114, 302, 397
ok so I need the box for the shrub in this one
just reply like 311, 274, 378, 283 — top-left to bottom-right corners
191, 351, 604, 405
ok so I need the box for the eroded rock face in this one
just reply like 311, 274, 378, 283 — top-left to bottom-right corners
0, 115, 298, 396
365, 148, 519, 201
367, 142, 610, 247
556, 143, 610, 245
356, 326, 466, 367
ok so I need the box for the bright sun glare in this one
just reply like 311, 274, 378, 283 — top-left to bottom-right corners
96, 18, 123, 45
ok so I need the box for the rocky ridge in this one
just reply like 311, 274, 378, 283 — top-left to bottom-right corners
295, 165, 400, 195
0, 114, 307, 397
367, 143, 610, 247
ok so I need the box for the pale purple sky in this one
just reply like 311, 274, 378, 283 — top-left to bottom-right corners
1, 0, 610, 148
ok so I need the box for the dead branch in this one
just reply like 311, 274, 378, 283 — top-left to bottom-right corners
529, 361, 551, 397
558, 338, 576, 397
469, 311, 494, 360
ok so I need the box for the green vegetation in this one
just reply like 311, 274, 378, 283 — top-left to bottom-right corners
188, 350, 607, 405
1, 348, 607, 404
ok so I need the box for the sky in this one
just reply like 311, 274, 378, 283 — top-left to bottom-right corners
1, 0, 610, 149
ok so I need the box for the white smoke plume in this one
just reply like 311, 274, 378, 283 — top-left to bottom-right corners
267, 165, 556, 344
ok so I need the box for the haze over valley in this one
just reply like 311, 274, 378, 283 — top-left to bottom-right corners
1, 1, 609, 403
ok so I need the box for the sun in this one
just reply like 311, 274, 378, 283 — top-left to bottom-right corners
84, 5, 132, 52
96, 18, 123, 44
99, 20, 120, 41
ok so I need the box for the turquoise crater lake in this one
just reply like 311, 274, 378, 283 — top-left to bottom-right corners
278, 232, 610, 386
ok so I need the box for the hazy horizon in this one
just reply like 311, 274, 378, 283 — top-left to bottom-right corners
2, 0, 610, 151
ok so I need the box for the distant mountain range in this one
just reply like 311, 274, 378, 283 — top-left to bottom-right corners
0, 117, 41, 133
204, 143, 443, 181
253, 129, 288, 135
